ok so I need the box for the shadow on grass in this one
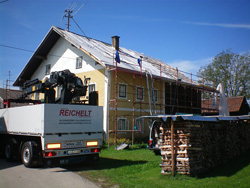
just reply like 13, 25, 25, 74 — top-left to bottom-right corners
197, 150, 250, 178
62, 157, 147, 172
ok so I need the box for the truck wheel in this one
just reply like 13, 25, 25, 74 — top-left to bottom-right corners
21, 142, 34, 168
5, 141, 13, 161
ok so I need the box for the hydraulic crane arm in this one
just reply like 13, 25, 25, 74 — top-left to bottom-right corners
21, 69, 87, 104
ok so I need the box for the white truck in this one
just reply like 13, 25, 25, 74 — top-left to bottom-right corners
0, 104, 103, 167
0, 70, 103, 167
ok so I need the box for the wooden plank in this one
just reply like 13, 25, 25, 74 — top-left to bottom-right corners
171, 119, 175, 177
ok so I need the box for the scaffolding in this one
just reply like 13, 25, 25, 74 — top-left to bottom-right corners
107, 53, 219, 148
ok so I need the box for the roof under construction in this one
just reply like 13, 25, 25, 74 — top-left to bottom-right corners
52, 26, 195, 84
14, 26, 211, 91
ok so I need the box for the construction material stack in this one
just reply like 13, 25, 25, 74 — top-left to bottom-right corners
159, 121, 203, 175
158, 118, 250, 175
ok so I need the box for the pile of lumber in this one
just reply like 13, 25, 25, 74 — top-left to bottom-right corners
159, 120, 250, 175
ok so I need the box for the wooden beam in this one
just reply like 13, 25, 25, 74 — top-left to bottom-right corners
171, 119, 175, 177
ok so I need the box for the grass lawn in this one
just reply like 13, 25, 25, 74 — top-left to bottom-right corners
67, 147, 250, 188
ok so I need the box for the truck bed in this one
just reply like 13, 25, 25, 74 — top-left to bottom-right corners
0, 104, 103, 151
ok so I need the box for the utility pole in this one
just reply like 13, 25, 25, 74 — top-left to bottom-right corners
8, 71, 11, 90
64, 9, 73, 31
6, 79, 8, 100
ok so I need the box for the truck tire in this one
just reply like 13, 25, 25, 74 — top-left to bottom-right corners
5, 140, 14, 161
21, 141, 35, 168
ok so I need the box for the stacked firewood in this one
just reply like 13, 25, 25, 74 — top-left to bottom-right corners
159, 120, 250, 175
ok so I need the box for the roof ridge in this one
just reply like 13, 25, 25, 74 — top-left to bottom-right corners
53, 26, 111, 46
227, 96, 244, 99
53, 26, 195, 84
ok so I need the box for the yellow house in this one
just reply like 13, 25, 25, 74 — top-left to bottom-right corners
14, 26, 211, 143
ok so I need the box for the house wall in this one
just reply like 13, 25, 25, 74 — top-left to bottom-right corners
108, 70, 165, 140
32, 37, 104, 81
0, 98, 3, 109
29, 37, 108, 133
76, 69, 109, 135
231, 99, 250, 116
31, 37, 106, 103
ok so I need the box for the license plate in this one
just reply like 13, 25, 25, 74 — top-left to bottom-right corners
67, 150, 81, 155
60, 159, 69, 164
60, 156, 86, 164
64, 141, 84, 148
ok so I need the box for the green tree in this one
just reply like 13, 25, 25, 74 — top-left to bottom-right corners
198, 49, 250, 98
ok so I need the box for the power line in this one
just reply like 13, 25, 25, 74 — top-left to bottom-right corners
0, 44, 75, 60
72, 17, 88, 39
0, 44, 34, 53
0, 0, 9, 3
73, 1, 87, 16
62, 0, 87, 33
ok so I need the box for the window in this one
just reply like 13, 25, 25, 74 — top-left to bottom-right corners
136, 87, 143, 100
119, 84, 127, 98
34, 92, 39, 100
118, 118, 128, 130
56, 85, 62, 99
134, 118, 143, 132
152, 89, 158, 102
45, 64, 51, 75
76, 56, 83, 69
88, 84, 96, 95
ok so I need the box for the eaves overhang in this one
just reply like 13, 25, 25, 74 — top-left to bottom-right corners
13, 27, 61, 87
106, 64, 218, 93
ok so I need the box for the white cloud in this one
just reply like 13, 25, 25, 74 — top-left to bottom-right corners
167, 57, 213, 75
182, 21, 250, 29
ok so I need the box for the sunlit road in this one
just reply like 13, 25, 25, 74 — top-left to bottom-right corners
0, 158, 99, 188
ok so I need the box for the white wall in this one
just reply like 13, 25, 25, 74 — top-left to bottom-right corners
103, 69, 111, 136
32, 38, 104, 81
0, 97, 3, 109
30, 37, 110, 135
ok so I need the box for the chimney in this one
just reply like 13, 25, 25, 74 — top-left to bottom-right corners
111, 36, 120, 51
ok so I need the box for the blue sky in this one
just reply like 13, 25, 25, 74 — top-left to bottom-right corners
0, 0, 250, 88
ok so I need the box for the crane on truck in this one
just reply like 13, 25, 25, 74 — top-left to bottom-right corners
0, 69, 102, 167
21, 69, 87, 104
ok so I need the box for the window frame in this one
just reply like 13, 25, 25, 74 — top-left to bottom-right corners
134, 118, 144, 132
88, 83, 96, 96
45, 64, 51, 75
152, 89, 158, 102
56, 85, 62, 99
76, 56, 83, 69
117, 118, 128, 131
118, 84, 127, 99
34, 92, 39, 100
136, 87, 144, 101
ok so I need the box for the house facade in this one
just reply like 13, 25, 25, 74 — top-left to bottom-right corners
0, 88, 26, 108
227, 96, 250, 115
14, 26, 214, 141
